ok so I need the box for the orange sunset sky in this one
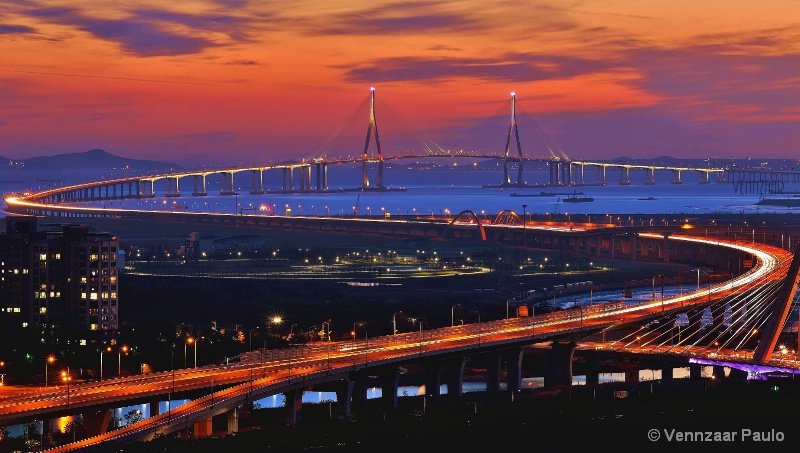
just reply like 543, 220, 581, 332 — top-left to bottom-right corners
1, 1, 799, 166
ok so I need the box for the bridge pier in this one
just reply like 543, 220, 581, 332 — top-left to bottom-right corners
192, 174, 207, 196
193, 417, 213, 438
250, 170, 264, 194
226, 407, 239, 434
379, 368, 400, 410
283, 388, 303, 427
165, 177, 180, 197
220, 171, 237, 195
583, 356, 600, 385
332, 379, 356, 419
83, 408, 113, 437
543, 341, 576, 388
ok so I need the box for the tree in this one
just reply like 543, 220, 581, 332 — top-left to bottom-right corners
124, 409, 144, 426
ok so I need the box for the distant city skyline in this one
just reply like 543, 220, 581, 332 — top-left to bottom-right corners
1, 1, 798, 166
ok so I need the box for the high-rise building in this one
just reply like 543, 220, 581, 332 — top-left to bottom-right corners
0, 215, 119, 344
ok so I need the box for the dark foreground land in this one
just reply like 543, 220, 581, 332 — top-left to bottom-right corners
103, 376, 800, 453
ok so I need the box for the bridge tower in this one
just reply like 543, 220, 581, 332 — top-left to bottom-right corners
501, 91, 524, 187
361, 87, 385, 190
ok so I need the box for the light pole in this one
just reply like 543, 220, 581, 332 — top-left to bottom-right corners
451, 304, 458, 327
45, 355, 55, 387
185, 337, 194, 369
392, 312, 399, 334
118, 345, 129, 377
61, 371, 71, 407
249, 327, 259, 351
522, 204, 527, 247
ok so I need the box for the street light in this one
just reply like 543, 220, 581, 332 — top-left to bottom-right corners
118, 345, 129, 376
45, 355, 55, 387
249, 327, 259, 351
392, 312, 399, 334
100, 347, 112, 381
451, 304, 459, 327
61, 371, 72, 407
185, 337, 194, 369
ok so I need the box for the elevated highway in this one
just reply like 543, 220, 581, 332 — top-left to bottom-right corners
0, 233, 795, 451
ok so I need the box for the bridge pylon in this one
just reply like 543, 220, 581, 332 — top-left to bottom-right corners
361, 87, 385, 190
502, 91, 524, 187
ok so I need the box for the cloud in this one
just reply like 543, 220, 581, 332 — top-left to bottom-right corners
20, 3, 262, 56
0, 24, 36, 34
340, 53, 612, 84
308, 1, 483, 36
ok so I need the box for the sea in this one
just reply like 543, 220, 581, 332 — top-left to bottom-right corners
3, 165, 799, 220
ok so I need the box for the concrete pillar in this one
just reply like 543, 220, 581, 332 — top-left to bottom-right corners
661, 367, 674, 381
283, 389, 303, 427
380, 368, 400, 410
424, 363, 445, 398
226, 407, 239, 434
149, 400, 161, 417
690, 365, 703, 380
504, 348, 524, 392
444, 357, 466, 399
625, 369, 640, 383
486, 352, 502, 393
543, 341, 576, 389
585, 356, 600, 385
193, 417, 212, 438
83, 408, 113, 437
333, 379, 356, 419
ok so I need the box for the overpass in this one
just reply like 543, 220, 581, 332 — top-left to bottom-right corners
0, 233, 796, 451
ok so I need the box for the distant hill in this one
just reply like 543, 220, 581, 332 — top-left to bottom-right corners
0, 149, 181, 172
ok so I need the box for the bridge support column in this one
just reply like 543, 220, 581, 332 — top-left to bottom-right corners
333, 379, 356, 419
543, 341, 576, 389
226, 407, 239, 434
350, 372, 370, 413
250, 170, 264, 194
220, 172, 237, 195
662, 234, 671, 263
299, 166, 306, 192
689, 365, 703, 380
445, 357, 466, 399
283, 388, 303, 427
424, 363, 445, 399
192, 174, 207, 196
305, 166, 312, 191
486, 352, 502, 393
504, 348, 524, 392
660, 367, 674, 381
165, 177, 180, 197
629, 235, 637, 261
193, 417, 213, 438
625, 369, 640, 383
585, 356, 600, 385
380, 368, 400, 410
82, 408, 113, 437
149, 399, 162, 417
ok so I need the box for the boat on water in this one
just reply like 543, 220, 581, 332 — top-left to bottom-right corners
562, 192, 594, 203
510, 191, 583, 197
638, 196, 657, 200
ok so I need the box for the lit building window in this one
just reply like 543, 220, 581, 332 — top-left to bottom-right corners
39, 254, 47, 260
39, 307, 46, 314
81, 277, 87, 283
90, 293, 98, 300
81, 292, 87, 299
90, 324, 98, 330
54, 253, 61, 259
13, 307, 20, 313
